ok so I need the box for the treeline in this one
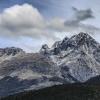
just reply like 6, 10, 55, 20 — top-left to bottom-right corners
1, 83, 100, 100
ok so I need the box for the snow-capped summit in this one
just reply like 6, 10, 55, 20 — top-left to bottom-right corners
0, 47, 25, 63
0, 32, 100, 97
40, 32, 99, 56
40, 32, 100, 82
69, 32, 96, 46
0, 47, 24, 56
73, 32, 92, 40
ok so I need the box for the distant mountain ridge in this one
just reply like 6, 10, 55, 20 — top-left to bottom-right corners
0, 32, 100, 97
0, 47, 24, 56
0, 47, 25, 63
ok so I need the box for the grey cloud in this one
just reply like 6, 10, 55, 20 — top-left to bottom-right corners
72, 7, 78, 12
73, 7, 94, 21
64, 20, 79, 27
0, 4, 100, 42
64, 7, 100, 34
0, 4, 68, 40
64, 20, 100, 34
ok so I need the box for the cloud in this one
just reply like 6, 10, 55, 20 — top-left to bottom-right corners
0, 4, 100, 39
0, 4, 100, 52
0, 4, 99, 40
0, 3, 68, 40
0, 4, 46, 38
64, 7, 100, 34
72, 7, 94, 21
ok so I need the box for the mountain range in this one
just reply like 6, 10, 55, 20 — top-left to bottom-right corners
0, 32, 100, 97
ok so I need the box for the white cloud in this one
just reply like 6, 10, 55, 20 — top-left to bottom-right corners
0, 4, 100, 38
0, 3, 67, 39
0, 3, 46, 38
0, 3, 100, 52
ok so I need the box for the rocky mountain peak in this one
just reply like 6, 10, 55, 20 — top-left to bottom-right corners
39, 44, 50, 56
52, 41, 62, 48
78, 32, 91, 38
0, 47, 25, 56
39, 32, 100, 83
67, 32, 96, 48
39, 32, 96, 55
62, 36, 69, 44
1, 32, 100, 97
70, 32, 93, 42
41, 44, 49, 50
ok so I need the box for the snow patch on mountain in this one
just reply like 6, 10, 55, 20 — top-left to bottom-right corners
40, 32, 100, 82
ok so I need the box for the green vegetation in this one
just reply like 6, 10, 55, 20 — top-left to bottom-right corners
1, 83, 100, 100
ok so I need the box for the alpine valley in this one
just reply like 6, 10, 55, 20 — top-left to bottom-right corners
0, 32, 100, 98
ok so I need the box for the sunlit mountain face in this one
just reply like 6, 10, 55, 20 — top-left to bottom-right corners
0, 0, 100, 52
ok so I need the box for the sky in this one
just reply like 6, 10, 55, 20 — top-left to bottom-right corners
0, 0, 100, 52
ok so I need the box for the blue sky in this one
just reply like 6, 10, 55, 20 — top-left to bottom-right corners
0, 0, 100, 52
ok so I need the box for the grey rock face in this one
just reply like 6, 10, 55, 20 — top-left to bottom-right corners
0, 47, 24, 56
0, 47, 25, 63
40, 32, 100, 82
0, 53, 58, 76
0, 32, 100, 97
0, 53, 64, 97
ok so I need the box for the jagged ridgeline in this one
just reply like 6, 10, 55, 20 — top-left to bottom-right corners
40, 32, 100, 82
0, 32, 100, 98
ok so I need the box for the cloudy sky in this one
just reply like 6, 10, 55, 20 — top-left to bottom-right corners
0, 0, 100, 52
